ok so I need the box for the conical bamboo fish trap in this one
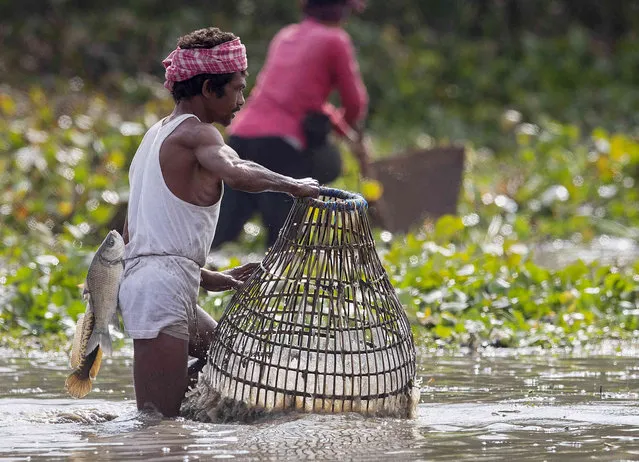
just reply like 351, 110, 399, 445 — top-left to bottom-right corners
182, 187, 419, 422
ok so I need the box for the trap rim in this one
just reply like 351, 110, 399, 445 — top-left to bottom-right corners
302, 187, 368, 212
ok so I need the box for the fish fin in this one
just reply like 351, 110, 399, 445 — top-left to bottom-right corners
69, 313, 86, 369
65, 372, 92, 399
86, 329, 112, 357
89, 347, 103, 380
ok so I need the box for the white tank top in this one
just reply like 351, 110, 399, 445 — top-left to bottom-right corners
125, 114, 222, 267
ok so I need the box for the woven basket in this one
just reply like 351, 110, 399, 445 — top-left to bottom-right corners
182, 187, 419, 422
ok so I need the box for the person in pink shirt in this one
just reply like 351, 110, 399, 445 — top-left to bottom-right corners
212, 0, 369, 249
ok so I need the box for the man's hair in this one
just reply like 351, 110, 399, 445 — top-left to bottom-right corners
171, 27, 242, 102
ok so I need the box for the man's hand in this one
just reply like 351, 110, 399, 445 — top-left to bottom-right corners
222, 262, 260, 283
290, 177, 320, 198
200, 262, 259, 292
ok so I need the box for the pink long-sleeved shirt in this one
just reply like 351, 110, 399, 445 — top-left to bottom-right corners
228, 18, 368, 149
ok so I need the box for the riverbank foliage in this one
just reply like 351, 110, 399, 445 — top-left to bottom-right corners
2, 3, 639, 350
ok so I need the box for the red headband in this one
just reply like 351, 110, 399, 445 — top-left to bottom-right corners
162, 38, 248, 91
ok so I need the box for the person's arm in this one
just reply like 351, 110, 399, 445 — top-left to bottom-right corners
348, 133, 373, 177
330, 33, 368, 132
322, 102, 358, 142
193, 126, 319, 198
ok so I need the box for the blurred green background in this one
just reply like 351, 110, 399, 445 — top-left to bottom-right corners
2, 0, 639, 350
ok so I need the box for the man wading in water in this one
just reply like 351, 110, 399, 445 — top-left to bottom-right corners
118, 27, 320, 417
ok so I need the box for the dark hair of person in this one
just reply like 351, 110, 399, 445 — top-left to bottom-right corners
306, 0, 347, 6
171, 27, 244, 102
304, 0, 350, 22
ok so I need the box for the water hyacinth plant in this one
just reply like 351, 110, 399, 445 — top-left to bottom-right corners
382, 229, 639, 349
2, 75, 639, 350
0, 84, 168, 341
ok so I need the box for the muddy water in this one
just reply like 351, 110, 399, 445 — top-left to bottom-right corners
0, 343, 638, 461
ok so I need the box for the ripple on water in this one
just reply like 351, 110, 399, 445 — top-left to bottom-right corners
1, 346, 639, 460
235, 413, 425, 460
6, 387, 43, 395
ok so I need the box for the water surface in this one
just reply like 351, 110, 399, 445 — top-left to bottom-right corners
1, 343, 638, 461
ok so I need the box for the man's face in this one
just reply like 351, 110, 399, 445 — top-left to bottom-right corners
205, 72, 246, 126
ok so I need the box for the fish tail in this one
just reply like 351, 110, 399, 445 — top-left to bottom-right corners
66, 346, 102, 399
86, 329, 113, 357
65, 372, 93, 399
89, 347, 103, 380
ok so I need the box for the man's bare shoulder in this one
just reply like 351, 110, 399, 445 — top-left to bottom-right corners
171, 117, 225, 150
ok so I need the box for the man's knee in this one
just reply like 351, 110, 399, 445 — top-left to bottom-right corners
189, 308, 217, 359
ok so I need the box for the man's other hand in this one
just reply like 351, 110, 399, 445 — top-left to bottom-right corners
200, 262, 259, 292
222, 262, 260, 283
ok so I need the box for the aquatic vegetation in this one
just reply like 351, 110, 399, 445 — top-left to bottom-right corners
0, 85, 166, 338
457, 120, 639, 241
361, 29, 639, 153
2, 34, 639, 349
382, 228, 639, 349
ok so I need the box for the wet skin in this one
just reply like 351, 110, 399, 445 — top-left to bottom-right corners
133, 306, 216, 417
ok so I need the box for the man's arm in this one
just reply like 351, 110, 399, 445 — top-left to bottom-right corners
193, 127, 319, 197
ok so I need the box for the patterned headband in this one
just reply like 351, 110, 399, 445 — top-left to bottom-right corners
162, 37, 247, 91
